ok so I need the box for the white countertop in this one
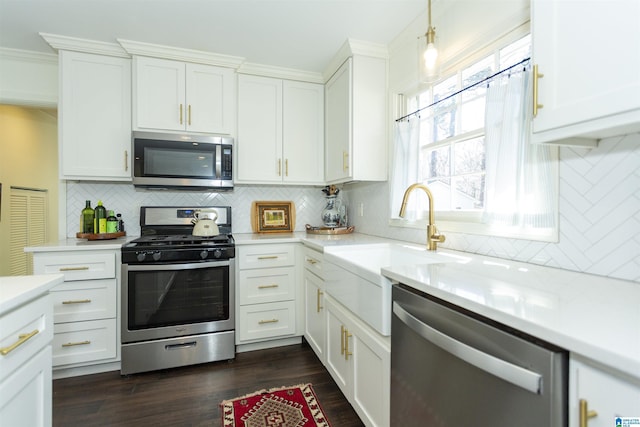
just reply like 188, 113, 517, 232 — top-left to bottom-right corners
24, 232, 640, 379
0, 274, 64, 314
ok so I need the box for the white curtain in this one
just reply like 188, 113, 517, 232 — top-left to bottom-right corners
390, 119, 420, 220
483, 67, 557, 230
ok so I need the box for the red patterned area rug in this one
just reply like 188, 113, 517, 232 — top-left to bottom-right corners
221, 383, 331, 427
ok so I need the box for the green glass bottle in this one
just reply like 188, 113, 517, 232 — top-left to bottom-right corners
94, 201, 107, 234
80, 200, 94, 234
106, 210, 118, 233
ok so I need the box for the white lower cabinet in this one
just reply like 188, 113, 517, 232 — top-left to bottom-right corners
569, 356, 640, 427
33, 249, 120, 375
0, 293, 53, 427
303, 247, 326, 363
325, 295, 390, 427
236, 244, 302, 346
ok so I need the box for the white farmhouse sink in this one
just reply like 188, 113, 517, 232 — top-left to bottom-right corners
323, 243, 457, 336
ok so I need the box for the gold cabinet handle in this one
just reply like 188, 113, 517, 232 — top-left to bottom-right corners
124, 150, 128, 172
59, 266, 89, 272
285, 159, 289, 177
258, 284, 279, 289
533, 64, 544, 117
257, 255, 278, 260
62, 299, 91, 305
0, 329, 39, 356
179, 103, 183, 124
316, 289, 323, 313
62, 340, 91, 347
343, 151, 349, 172
579, 399, 598, 427
306, 258, 318, 265
344, 327, 353, 360
278, 159, 282, 176
258, 319, 279, 325
188, 104, 192, 126
340, 325, 345, 355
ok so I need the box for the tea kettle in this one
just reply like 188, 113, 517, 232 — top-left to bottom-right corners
192, 209, 220, 237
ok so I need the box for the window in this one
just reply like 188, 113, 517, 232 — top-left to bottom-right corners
392, 34, 558, 242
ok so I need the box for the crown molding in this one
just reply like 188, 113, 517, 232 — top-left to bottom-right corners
39, 33, 128, 58
117, 39, 245, 69
237, 63, 323, 84
323, 38, 388, 81
0, 47, 58, 63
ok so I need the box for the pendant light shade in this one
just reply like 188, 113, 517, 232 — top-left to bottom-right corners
419, 0, 439, 83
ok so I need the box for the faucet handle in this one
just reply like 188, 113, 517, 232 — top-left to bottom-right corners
431, 233, 445, 243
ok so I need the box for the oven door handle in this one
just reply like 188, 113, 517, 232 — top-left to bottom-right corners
124, 260, 230, 271
393, 301, 542, 394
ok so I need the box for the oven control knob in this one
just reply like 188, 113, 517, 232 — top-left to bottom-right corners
136, 252, 146, 262
200, 250, 209, 260
213, 249, 222, 259
152, 251, 161, 261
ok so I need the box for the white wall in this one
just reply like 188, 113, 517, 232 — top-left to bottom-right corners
344, 0, 640, 283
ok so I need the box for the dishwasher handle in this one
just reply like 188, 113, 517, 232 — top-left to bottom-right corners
393, 301, 542, 394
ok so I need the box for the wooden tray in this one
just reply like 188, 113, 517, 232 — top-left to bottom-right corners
76, 232, 126, 240
305, 224, 355, 235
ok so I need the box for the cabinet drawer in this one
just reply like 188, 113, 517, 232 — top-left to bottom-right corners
303, 247, 324, 278
0, 294, 53, 382
238, 244, 295, 269
50, 279, 117, 323
52, 319, 117, 366
238, 301, 296, 342
239, 267, 295, 305
34, 252, 115, 281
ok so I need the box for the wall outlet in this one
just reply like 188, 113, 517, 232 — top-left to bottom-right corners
358, 202, 364, 217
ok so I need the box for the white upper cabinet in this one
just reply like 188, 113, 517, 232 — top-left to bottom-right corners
237, 74, 324, 185
531, 0, 640, 146
133, 56, 235, 134
325, 55, 387, 183
59, 51, 131, 181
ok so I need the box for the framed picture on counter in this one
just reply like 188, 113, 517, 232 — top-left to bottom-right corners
251, 201, 295, 233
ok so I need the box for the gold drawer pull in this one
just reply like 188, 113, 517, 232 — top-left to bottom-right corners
340, 325, 345, 355
0, 329, 39, 356
258, 319, 279, 325
306, 258, 318, 265
62, 299, 92, 305
258, 284, 279, 289
344, 328, 353, 360
59, 266, 90, 271
257, 255, 278, 260
62, 340, 91, 348
579, 399, 597, 427
317, 289, 323, 313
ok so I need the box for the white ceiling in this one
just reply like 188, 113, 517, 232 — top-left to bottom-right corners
0, 0, 426, 73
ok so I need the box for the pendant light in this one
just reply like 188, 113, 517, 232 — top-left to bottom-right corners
419, 0, 439, 83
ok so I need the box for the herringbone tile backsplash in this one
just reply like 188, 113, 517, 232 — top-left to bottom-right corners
67, 133, 639, 283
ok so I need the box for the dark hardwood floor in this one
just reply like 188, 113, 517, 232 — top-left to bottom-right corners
53, 342, 364, 426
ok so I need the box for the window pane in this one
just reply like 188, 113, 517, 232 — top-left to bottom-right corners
427, 178, 452, 211
421, 145, 450, 179
500, 34, 531, 69
462, 56, 493, 101
453, 174, 485, 210
460, 97, 485, 133
454, 136, 485, 174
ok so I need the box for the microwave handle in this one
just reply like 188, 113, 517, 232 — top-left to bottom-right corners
216, 145, 222, 179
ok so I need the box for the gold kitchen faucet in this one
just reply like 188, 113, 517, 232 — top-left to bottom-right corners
399, 183, 446, 251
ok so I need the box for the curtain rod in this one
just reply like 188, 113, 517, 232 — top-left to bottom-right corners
396, 57, 531, 122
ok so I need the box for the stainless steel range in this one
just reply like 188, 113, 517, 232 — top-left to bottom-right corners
120, 206, 235, 375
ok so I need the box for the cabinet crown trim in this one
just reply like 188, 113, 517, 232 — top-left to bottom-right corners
238, 62, 324, 84
118, 38, 244, 68
323, 38, 388, 81
40, 33, 129, 58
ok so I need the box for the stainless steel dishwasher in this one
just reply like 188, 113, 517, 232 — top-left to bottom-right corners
391, 283, 567, 426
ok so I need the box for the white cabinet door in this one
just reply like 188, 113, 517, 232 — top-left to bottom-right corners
569, 356, 640, 427
134, 56, 185, 132
282, 80, 324, 184
0, 346, 52, 427
304, 269, 325, 362
325, 298, 351, 394
59, 51, 131, 180
237, 74, 283, 183
531, 0, 640, 145
325, 59, 351, 183
185, 63, 235, 134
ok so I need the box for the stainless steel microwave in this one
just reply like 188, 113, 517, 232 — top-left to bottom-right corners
132, 131, 233, 190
